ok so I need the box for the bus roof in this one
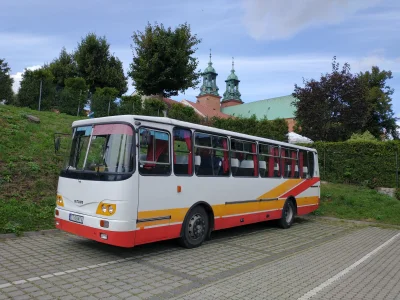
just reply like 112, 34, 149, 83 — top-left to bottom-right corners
72, 115, 317, 152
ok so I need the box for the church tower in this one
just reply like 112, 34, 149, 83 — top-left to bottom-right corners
221, 58, 243, 108
197, 50, 221, 111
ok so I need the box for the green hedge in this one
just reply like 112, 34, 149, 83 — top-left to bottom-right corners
309, 141, 400, 188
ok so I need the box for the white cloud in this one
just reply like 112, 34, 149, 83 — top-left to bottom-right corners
11, 65, 42, 93
242, 0, 382, 40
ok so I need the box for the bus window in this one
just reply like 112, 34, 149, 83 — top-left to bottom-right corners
259, 143, 280, 178
194, 132, 229, 177
139, 128, 170, 175
281, 148, 298, 178
308, 152, 315, 178
231, 139, 257, 177
173, 128, 192, 176
299, 150, 309, 178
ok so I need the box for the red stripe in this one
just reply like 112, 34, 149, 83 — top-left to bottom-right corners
214, 210, 282, 230
56, 218, 136, 248
135, 224, 181, 246
280, 177, 320, 198
297, 204, 319, 215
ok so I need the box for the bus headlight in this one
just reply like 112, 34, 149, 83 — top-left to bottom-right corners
96, 203, 117, 216
56, 195, 64, 207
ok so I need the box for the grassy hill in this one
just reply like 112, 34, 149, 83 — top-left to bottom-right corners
0, 105, 399, 235
0, 105, 81, 234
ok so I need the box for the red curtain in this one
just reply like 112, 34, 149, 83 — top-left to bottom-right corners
252, 143, 258, 177
268, 147, 275, 177
184, 131, 192, 174
222, 138, 229, 173
145, 138, 168, 168
299, 152, 304, 178
280, 148, 285, 177
291, 151, 296, 178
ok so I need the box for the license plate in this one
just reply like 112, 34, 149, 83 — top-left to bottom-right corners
69, 214, 84, 224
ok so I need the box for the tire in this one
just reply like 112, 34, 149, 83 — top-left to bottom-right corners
279, 200, 295, 229
179, 206, 209, 249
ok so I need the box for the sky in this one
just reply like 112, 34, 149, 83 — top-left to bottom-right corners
1, 0, 400, 120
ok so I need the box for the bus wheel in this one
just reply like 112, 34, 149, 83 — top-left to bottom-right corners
279, 200, 295, 229
179, 206, 209, 249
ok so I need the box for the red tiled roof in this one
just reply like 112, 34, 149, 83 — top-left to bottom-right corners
162, 98, 180, 107
183, 100, 232, 119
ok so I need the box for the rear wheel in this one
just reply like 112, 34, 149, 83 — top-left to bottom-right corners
179, 206, 209, 248
279, 200, 295, 229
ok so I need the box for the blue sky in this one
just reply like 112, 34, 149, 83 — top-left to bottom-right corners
2, 0, 399, 119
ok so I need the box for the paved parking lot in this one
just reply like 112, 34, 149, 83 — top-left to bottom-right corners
0, 218, 399, 300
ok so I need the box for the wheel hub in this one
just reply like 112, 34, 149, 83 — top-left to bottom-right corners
188, 213, 205, 240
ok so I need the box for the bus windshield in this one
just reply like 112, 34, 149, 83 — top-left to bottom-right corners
64, 123, 134, 174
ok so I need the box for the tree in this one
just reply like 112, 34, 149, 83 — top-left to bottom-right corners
142, 98, 167, 116
359, 67, 398, 139
118, 95, 143, 115
91, 87, 119, 117
167, 103, 201, 123
0, 58, 14, 104
47, 47, 78, 90
348, 131, 377, 142
74, 33, 128, 96
129, 22, 201, 98
59, 77, 87, 116
18, 68, 56, 110
293, 57, 369, 142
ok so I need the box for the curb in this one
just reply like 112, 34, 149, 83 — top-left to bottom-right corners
0, 229, 59, 240
301, 215, 400, 229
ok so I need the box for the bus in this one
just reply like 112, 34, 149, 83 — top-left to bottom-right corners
55, 115, 320, 248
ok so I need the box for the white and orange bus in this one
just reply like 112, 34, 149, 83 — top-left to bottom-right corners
55, 115, 320, 248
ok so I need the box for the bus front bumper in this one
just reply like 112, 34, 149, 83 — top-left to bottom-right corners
55, 209, 136, 248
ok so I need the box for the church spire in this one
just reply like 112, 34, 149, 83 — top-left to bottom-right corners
199, 49, 219, 97
222, 57, 242, 104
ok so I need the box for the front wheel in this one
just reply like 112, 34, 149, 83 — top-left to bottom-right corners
179, 206, 209, 249
279, 200, 295, 229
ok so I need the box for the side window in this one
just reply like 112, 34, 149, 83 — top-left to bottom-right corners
308, 152, 315, 178
231, 139, 257, 177
173, 128, 192, 176
194, 132, 229, 176
139, 128, 170, 175
259, 143, 280, 178
281, 148, 298, 178
299, 150, 309, 178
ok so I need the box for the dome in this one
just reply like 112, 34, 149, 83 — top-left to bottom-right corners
227, 70, 238, 81
204, 62, 216, 73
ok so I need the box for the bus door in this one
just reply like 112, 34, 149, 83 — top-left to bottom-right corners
136, 126, 175, 244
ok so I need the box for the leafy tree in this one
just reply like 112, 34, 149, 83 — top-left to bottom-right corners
47, 47, 78, 90
59, 77, 87, 115
75, 33, 128, 96
118, 95, 143, 115
0, 58, 14, 104
167, 103, 201, 123
348, 131, 377, 142
18, 68, 56, 110
91, 87, 119, 117
359, 67, 398, 139
293, 57, 369, 142
129, 22, 201, 98
142, 98, 167, 116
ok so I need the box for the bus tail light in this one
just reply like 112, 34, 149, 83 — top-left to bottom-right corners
55, 209, 59, 216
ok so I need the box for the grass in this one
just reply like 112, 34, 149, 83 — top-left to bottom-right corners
314, 183, 400, 225
0, 105, 81, 234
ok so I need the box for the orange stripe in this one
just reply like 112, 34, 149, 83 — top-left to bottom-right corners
256, 179, 303, 200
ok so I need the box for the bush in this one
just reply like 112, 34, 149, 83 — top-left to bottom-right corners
311, 141, 400, 188
395, 188, 400, 200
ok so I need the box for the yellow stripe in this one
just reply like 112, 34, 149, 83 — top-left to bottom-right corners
256, 179, 303, 200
